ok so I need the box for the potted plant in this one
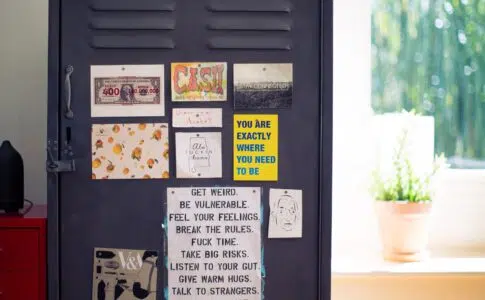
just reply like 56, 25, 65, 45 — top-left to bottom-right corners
371, 116, 446, 262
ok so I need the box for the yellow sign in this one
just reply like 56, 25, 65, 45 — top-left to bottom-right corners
233, 114, 278, 181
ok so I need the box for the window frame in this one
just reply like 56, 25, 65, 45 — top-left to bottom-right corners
333, 0, 485, 266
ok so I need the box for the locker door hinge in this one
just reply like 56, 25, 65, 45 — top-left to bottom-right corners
46, 144, 76, 173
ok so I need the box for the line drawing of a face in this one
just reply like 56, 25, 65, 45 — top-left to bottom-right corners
271, 194, 300, 231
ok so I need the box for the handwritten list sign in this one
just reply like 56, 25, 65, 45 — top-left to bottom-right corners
172, 108, 223, 128
166, 187, 262, 300
233, 114, 278, 181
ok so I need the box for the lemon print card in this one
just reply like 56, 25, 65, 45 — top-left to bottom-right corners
171, 62, 227, 101
91, 123, 169, 180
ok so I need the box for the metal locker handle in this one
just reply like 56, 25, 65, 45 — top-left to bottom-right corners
64, 65, 74, 119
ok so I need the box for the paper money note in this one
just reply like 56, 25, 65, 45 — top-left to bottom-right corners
94, 77, 161, 105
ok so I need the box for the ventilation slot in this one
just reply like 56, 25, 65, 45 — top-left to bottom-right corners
89, 1, 176, 50
208, 37, 291, 50
90, 0, 175, 11
208, 16, 291, 31
91, 36, 175, 49
207, 0, 292, 50
90, 16, 175, 30
207, 0, 292, 12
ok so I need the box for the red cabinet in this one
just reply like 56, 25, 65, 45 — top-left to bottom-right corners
0, 205, 46, 300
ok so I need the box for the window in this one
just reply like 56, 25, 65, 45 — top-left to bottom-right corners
372, 0, 485, 169
333, 0, 485, 273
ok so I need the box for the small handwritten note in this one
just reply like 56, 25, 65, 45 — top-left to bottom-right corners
175, 132, 222, 178
172, 108, 223, 128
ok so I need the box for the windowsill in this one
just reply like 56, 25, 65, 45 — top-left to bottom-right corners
332, 253, 485, 276
332, 167, 485, 277
439, 168, 485, 182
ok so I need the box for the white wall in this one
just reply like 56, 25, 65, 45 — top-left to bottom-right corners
332, 0, 378, 257
0, 0, 48, 204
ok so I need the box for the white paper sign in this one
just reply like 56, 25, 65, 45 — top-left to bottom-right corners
175, 132, 222, 178
268, 189, 303, 238
172, 108, 223, 128
167, 187, 262, 300
90, 65, 165, 117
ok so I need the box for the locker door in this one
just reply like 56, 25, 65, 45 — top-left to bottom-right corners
47, 0, 332, 299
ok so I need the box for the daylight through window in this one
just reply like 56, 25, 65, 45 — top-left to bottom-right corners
372, 0, 485, 168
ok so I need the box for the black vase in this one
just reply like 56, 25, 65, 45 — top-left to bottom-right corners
0, 141, 24, 213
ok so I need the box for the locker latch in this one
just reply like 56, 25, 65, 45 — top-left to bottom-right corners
46, 146, 76, 173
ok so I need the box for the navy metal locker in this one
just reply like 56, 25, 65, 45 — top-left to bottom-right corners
47, 0, 333, 299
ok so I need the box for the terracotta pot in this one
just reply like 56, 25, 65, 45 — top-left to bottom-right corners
375, 201, 432, 262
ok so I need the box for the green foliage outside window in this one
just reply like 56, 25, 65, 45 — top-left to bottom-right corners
372, 0, 485, 168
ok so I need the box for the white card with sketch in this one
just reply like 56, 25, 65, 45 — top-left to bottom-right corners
175, 132, 222, 178
269, 189, 303, 238
91, 65, 165, 117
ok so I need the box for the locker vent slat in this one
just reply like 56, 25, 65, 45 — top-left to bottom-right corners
208, 16, 291, 31
91, 36, 175, 49
207, 0, 292, 12
89, 1, 176, 50
90, 16, 175, 30
207, 0, 292, 51
90, 0, 175, 12
208, 37, 291, 50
